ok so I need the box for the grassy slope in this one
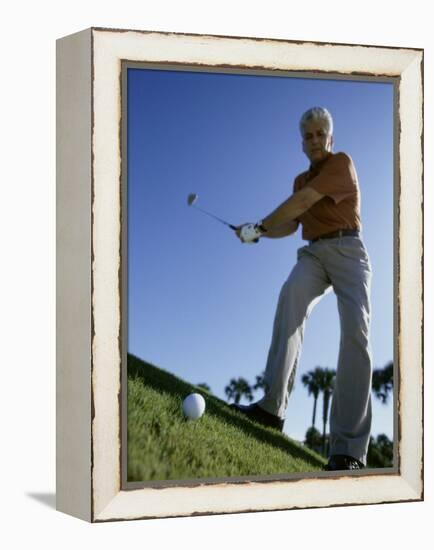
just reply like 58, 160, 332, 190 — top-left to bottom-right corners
128, 353, 326, 482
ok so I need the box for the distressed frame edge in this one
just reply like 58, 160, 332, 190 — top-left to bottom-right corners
90, 25, 424, 53
397, 50, 424, 498
93, 475, 421, 523
89, 29, 423, 522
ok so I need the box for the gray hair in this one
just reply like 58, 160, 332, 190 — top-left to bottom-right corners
299, 107, 333, 137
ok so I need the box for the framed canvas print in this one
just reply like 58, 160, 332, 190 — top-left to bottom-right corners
56, 27, 423, 522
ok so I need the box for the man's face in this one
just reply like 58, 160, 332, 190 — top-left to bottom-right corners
302, 119, 334, 165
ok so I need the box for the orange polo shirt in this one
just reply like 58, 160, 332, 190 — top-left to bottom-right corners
293, 152, 362, 241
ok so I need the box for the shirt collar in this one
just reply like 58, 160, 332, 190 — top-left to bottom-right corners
309, 152, 333, 174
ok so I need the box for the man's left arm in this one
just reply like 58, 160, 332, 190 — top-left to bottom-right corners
260, 187, 324, 232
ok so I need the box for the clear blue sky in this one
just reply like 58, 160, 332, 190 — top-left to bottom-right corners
127, 67, 394, 442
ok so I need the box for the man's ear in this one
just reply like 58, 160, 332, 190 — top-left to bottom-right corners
330, 134, 334, 150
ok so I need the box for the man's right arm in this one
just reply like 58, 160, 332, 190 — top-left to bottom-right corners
262, 220, 299, 239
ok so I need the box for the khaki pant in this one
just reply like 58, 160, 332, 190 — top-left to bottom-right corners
258, 236, 373, 465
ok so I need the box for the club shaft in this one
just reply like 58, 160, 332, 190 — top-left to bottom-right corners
193, 205, 236, 230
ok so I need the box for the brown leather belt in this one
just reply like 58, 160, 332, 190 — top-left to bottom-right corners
309, 229, 360, 244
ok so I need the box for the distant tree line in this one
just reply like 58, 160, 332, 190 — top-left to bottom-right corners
302, 361, 394, 467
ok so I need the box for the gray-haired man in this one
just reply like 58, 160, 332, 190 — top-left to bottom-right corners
233, 107, 373, 471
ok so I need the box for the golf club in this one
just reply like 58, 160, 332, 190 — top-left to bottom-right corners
187, 193, 237, 230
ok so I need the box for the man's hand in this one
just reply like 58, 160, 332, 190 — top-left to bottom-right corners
236, 223, 262, 244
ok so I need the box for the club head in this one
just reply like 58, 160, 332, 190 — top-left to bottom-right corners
187, 193, 198, 206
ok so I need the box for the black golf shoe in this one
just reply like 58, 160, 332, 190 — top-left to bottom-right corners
230, 402, 284, 432
324, 454, 365, 471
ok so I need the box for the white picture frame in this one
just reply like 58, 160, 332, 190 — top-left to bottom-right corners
56, 27, 423, 522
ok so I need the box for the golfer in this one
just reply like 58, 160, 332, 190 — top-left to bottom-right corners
234, 107, 372, 471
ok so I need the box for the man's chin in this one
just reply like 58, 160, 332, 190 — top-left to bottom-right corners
310, 152, 326, 163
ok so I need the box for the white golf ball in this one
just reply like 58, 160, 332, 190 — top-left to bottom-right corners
182, 393, 206, 420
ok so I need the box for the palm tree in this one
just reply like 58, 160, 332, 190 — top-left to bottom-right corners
316, 367, 336, 456
301, 367, 323, 428
372, 361, 393, 404
224, 378, 254, 405
253, 371, 268, 395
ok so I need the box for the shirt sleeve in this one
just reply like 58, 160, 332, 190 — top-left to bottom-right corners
306, 153, 358, 204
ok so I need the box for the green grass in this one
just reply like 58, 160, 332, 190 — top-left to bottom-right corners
127, 353, 326, 482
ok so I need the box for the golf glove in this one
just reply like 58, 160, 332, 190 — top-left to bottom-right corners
240, 222, 264, 244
